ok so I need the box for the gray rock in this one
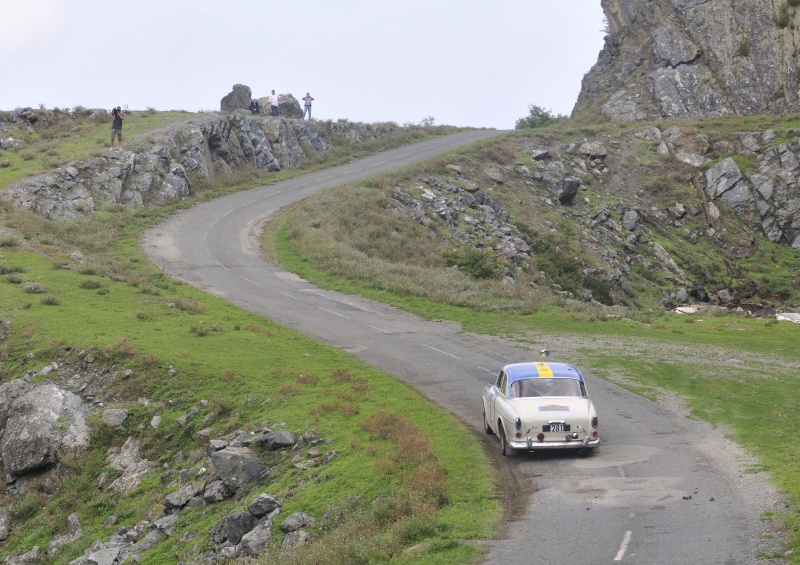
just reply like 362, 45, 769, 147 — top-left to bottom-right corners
105, 437, 150, 494
248, 493, 282, 518
210, 510, 257, 545
666, 203, 686, 220
278, 512, 315, 533
483, 167, 504, 184
651, 25, 700, 67
239, 517, 274, 556
6, 546, 42, 564
1, 384, 89, 480
203, 480, 233, 503
281, 529, 312, 550
101, 408, 128, 427
0, 379, 32, 429
0, 507, 11, 541
579, 141, 607, 159
163, 483, 202, 511
675, 150, 709, 167
705, 158, 743, 199
208, 447, 267, 489
621, 210, 639, 231
151, 513, 178, 537
220, 84, 252, 112
254, 430, 295, 451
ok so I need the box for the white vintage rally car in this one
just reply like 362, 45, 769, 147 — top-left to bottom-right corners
482, 352, 600, 456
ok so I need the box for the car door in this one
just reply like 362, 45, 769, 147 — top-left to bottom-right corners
487, 370, 507, 430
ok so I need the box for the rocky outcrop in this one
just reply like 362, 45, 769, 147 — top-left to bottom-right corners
574, 0, 800, 120
220, 84, 252, 112
702, 135, 800, 249
0, 115, 414, 221
0, 116, 298, 220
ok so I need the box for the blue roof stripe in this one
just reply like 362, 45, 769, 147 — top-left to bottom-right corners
503, 362, 584, 384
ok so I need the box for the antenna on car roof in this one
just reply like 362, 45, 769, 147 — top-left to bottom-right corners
539, 349, 549, 363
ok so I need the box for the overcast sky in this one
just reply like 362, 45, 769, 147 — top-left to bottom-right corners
0, 0, 606, 130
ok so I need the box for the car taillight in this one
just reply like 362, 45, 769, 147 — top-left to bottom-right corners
536, 433, 544, 442
514, 417, 521, 431
592, 430, 598, 438
591, 416, 598, 429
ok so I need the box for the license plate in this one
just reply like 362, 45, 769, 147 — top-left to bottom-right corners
550, 423, 565, 432
544, 423, 569, 432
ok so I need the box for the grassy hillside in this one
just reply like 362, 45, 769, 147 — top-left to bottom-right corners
263, 115, 800, 561
0, 110, 495, 564
1, 108, 799, 562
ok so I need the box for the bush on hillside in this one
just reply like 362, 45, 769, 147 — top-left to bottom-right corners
515, 104, 566, 129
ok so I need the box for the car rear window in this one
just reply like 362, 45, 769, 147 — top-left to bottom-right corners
512, 378, 583, 398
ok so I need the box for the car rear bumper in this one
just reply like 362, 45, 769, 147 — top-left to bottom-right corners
510, 436, 600, 451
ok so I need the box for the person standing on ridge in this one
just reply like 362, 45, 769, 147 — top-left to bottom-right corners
269, 90, 279, 116
110, 106, 124, 150
301, 92, 314, 120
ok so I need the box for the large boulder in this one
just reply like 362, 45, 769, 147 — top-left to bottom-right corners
221, 84, 253, 112
1, 384, 89, 480
278, 93, 302, 118
208, 447, 267, 489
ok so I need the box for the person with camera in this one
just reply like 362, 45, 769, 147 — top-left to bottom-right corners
110, 106, 124, 150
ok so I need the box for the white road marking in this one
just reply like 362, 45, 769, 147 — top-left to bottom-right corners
614, 531, 632, 561
318, 307, 350, 319
222, 208, 235, 217
369, 160, 389, 167
276, 291, 298, 300
476, 366, 495, 374
423, 345, 460, 359
263, 190, 283, 197
215, 260, 229, 270
239, 275, 261, 285
368, 325, 392, 334
242, 199, 257, 206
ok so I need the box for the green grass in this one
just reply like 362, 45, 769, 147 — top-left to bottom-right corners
0, 243, 497, 564
0, 115, 494, 564
271, 212, 800, 558
4, 109, 800, 562
260, 119, 800, 560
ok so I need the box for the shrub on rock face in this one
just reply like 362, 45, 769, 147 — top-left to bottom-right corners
515, 105, 566, 129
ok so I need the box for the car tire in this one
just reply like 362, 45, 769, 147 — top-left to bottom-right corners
499, 423, 510, 456
483, 409, 493, 435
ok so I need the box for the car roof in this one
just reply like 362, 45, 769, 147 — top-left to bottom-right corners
502, 362, 584, 384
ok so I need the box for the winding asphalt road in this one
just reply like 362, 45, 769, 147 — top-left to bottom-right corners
143, 130, 780, 564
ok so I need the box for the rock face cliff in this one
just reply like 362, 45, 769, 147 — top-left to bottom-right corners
574, 0, 800, 120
